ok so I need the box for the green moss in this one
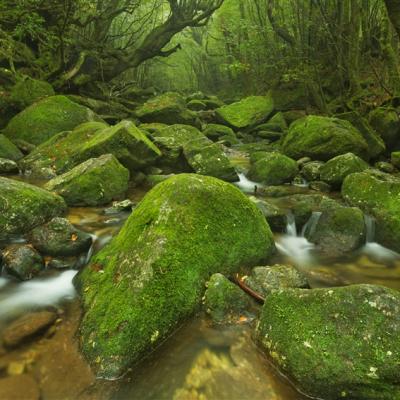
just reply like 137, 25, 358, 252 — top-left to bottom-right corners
282, 115, 369, 161
248, 151, 298, 185
320, 152, 369, 188
256, 285, 400, 400
203, 124, 235, 140
187, 99, 207, 111
75, 173, 275, 378
368, 107, 400, 148
0, 177, 67, 240
391, 152, 400, 169
10, 77, 55, 110
0, 134, 23, 161
4, 95, 100, 145
45, 154, 129, 206
216, 96, 274, 130
342, 171, 400, 252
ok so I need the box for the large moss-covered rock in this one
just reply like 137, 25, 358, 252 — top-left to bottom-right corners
135, 92, 197, 125
248, 151, 298, 185
0, 177, 67, 240
256, 284, 400, 400
203, 124, 235, 141
45, 154, 129, 206
0, 134, 23, 161
342, 170, 400, 252
337, 111, 385, 158
22, 120, 161, 176
301, 161, 324, 182
10, 77, 55, 110
4, 95, 99, 145
76, 174, 275, 378
305, 199, 366, 256
320, 152, 369, 188
281, 116, 369, 161
216, 96, 274, 130
368, 107, 400, 149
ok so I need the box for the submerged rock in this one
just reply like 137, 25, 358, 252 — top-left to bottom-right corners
76, 174, 275, 378
256, 284, 400, 400
216, 96, 274, 130
0, 177, 67, 240
342, 170, 400, 252
4, 95, 99, 146
244, 265, 309, 298
2, 244, 44, 280
320, 152, 369, 188
204, 273, 253, 324
45, 154, 129, 206
30, 217, 92, 257
282, 115, 369, 161
248, 151, 298, 185
2, 311, 57, 348
0, 134, 23, 161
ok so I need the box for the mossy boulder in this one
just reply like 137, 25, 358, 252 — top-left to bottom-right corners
10, 77, 55, 110
305, 199, 366, 256
342, 170, 400, 252
320, 152, 369, 188
256, 284, 400, 400
21, 121, 160, 176
0, 134, 23, 161
0, 158, 18, 173
216, 96, 274, 130
135, 92, 197, 125
281, 116, 369, 161
30, 217, 92, 257
391, 151, 400, 169
4, 95, 100, 146
250, 197, 287, 232
0, 177, 67, 241
45, 154, 129, 206
248, 151, 298, 185
368, 107, 400, 149
204, 273, 253, 324
253, 112, 288, 134
75, 174, 275, 378
301, 161, 324, 182
187, 99, 207, 111
203, 124, 235, 141
337, 111, 385, 158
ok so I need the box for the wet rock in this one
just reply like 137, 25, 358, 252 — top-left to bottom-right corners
103, 199, 135, 214
216, 96, 274, 130
256, 284, 400, 400
0, 134, 24, 161
3, 95, 100, 146
45, 154, 129, 206
2, 311, 57, 348
30, 217, 92, 257
342, 170, 400, 252
21, 120, 161, 176
375, 161, 395, 174
47, 258, 78, 270
301, 161, 324, 181
0, 375, 40, 400
250, 197, 287, 232
309, 180, 331, 193
204, 273, 253, 324
76, 174, 275, 378
368, 106, 400, 149
244, 265, 309, 298
305, 199, 366, 256
135, 92, 197, 125
0, 158, 18, 173
2, 244, 44, 280
320, 152, 369, 188
248, 151, 298, 185
282, 115, 369, 161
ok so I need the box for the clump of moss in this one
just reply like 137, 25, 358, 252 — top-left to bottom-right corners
75, 173, 275, 378
0, 134, 23, 161
256, 284, 400, 400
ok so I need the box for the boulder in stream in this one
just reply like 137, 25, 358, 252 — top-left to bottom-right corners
75, 173, 275, 378
0, 177, 67, 240
45, 154, 129, 206
256, 284, 400, 400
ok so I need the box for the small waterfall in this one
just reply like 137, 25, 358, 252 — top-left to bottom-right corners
364, 214, 375, 243
301, 212, 322, 238
235, 173, 260, 194
276, 213, 316, 266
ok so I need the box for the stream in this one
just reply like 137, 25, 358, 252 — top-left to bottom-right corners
0, 170, 399, 400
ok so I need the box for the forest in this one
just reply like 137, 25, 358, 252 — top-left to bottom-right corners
1, 0, 400, 399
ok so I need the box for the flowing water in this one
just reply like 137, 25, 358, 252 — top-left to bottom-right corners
1, 171, 400, 399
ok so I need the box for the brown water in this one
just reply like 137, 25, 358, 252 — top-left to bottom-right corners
0, 171, 399, 400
